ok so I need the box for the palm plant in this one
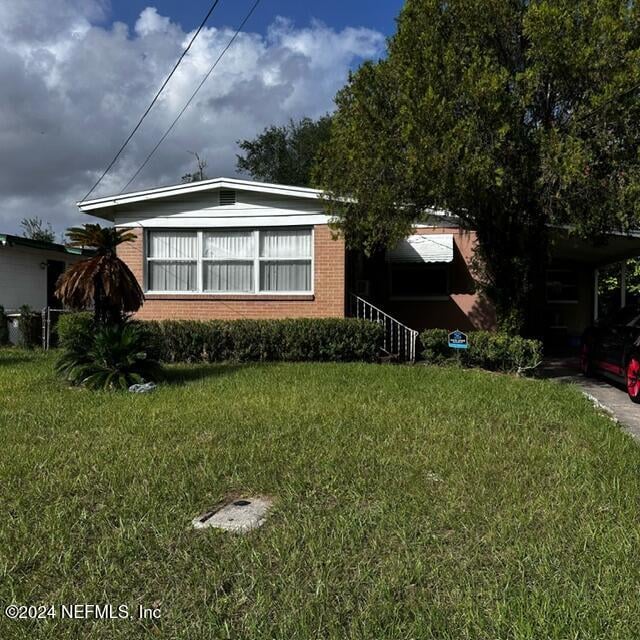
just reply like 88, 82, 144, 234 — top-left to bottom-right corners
56, 322, 162, 390
55, 224, 143, 325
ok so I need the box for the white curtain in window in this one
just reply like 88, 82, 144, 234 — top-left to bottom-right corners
148, 262, 197, 291
203, 231, 253, 259
260, 229, 311, 258
260, 261, 311, 292
204, 262, 253, 292
149, 232, 197, 259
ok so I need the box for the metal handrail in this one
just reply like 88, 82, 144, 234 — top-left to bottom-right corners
350, 293, 419, 363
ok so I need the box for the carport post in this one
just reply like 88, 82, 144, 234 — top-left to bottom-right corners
621, 261, 627, 308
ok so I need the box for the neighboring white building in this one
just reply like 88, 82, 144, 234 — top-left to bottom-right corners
0, 233, 92, 312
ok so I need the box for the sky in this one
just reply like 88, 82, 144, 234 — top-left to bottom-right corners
0, 0, 402, 236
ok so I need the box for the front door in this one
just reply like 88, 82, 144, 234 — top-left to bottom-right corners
46, 260, 66, 308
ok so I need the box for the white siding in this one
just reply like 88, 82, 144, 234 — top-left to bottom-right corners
112, 188, 331, 229
0, 246, 81, 311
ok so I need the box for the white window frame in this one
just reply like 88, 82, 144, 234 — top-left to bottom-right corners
145, 228, 314, 295
202, 229, 255, 294
145, 230, 199, 293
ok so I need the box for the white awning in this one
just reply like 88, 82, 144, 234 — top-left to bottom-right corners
387, 234, 454, 263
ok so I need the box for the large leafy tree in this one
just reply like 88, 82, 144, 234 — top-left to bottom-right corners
55, 225, 143, 326
237, 115, 332, 187
316, 0, 640, 333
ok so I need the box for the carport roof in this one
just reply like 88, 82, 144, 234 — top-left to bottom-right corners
550, 227, 640, 266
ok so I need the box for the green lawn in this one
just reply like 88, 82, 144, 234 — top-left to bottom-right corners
2, 349, 640, 639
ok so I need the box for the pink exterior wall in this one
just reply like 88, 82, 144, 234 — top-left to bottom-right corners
385, 227, 497, 332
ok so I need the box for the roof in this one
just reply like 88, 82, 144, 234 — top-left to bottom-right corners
77, 177, 323, 216
0, 234, 95, 257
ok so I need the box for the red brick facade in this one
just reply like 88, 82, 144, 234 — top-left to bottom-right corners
117, 225, 346, 320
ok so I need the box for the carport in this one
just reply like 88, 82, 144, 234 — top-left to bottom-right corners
546, 228, 640, 351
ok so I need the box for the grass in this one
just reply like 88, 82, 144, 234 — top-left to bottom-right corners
1, 349, 640, 639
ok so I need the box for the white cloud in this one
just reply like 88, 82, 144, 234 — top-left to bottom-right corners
0, 2, 384, 234
135, 7, 172, 37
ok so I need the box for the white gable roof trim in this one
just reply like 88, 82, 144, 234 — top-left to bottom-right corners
77, 177, 323, 212
387, 234, 454, 263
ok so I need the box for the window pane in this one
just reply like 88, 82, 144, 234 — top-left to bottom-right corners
204, 261, 253, 292
260, 229, 311, 258
391, 264, 448, 297
260, 261, 311, 292
203, 230, 253, 259
148, 231, 197, 259
148, 261, 197, 291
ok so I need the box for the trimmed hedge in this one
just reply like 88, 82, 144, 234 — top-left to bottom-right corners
420, 329, 543, 374
58, 314, 383, 363
57, 312, 94, 353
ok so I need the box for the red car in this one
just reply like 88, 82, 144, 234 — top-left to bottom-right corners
581, 305, 640, 403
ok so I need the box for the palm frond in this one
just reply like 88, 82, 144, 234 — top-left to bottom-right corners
56, 255, 143, 313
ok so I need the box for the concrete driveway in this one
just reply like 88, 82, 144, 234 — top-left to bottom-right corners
541, 358, 640, 442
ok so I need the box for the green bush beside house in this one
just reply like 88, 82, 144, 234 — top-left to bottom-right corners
58, 314, 384, 364
59, 313, 542, 373
420, 329, 543, 374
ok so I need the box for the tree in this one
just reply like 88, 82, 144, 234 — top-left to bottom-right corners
237, 115, 332, 187
21, 217, 56, 243
55, 224, 143, 326
181, 151, 208, 183
316, 0, 640, 334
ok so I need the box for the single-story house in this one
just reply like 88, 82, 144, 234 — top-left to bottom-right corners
78, 177, 640, 356
0, 233, 93, 312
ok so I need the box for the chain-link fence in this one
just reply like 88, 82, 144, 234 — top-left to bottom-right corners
3, 307, 76, 349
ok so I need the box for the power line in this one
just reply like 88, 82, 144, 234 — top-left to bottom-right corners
82, 0, 223, 202
575, 82, 640, 126
556, 81, 640, 134
120, 0, 262, 194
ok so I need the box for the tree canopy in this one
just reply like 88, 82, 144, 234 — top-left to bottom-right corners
316, 0, 640, 333
237, 116, 332, 187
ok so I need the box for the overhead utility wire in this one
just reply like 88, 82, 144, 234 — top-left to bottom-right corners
120, 0, 262, 194
82, 0, 222, 202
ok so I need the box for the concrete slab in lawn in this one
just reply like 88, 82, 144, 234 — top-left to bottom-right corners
542, 358, 640, 442
193, 497, 273, 533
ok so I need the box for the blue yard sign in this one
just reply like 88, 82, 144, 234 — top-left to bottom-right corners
448, 329, 469, 350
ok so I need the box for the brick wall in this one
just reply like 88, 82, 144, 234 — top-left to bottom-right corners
117, 225, 345, 320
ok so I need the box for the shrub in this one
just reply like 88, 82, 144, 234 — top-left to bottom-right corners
56, 322, 163, 390
17, 305, 41, 349
57, 312, 94, 352
0, 306, 8, 345
420, 329, 543, 374
58, 317, 383, 364
151, 318, 383, 363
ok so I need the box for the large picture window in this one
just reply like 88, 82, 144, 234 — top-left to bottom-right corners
146, 228, 313, 294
